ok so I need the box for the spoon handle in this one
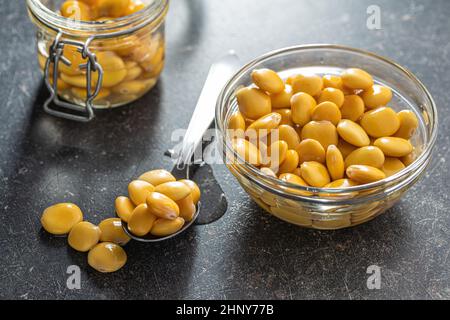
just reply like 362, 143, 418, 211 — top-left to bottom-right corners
175, 51, 240, 169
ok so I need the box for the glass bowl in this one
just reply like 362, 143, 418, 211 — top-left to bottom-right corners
215, 44, 438, 230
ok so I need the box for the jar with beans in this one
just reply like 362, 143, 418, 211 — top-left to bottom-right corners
27, 0, 168, 121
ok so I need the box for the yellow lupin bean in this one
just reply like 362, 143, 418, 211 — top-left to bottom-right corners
150, 217, 185, 236
98, 218, 131, 245
124, 0, 145, 15
260, 167, 277, 177
270, 84, 293, 109
114, 196, 135, 222
268, 140, 289, 170
301, 120, 338, 150
296, 138, 325, 164
318, 87, 345, 107
127, 203, 157, 236
340, 95, 365, 121
341, 68, 373, 89
245, 112, 281, 138
131, 38, 159, 63
381, 157, 405, 177
336, 119, 370, 147
300, 161, 330, 187
401, 149, 416, 166
154, 181, 192, 201
326, 145, 344, 180
291, 74, 323, 96
60, 72, 97, 88
337, 138, 357, 158
228, 111, 246, 132
146, 192, 180, 220
123, 64, 142, 81
346, 165, 386, 184
88, 242, 127, 273
61, 0, 92, 20
232, 138, 261, 165
138, 169, 176, 186
41, 203, 83, 235
59, 45, 87, 76
95, 51, 127, 87
236, 87, 271, 120
276, 124, 301, 149
344, 146, 385, 168
278, 150, 300, 174
128, 180, 155, 205
322, 74, 344, 90
361, 85, 392, 109
290, 92, 316, 126
360, 107, 400, 138
179, 179, 201, 205
251, 68, 284, 93
276, 108, 294, 126
176, 195, 196, 222
68, 221, 101, 252
373, 137, 413, 157
394, 110, 419, 139
97, 0, 131, 17
311, 101, 342, 126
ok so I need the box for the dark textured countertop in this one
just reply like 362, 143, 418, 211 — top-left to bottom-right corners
1, 0, 449, 299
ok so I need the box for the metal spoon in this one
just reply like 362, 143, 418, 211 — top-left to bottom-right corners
122, 51, 240, 242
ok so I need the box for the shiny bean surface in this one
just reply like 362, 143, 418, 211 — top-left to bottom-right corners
344, 146, 385, 168
150, 217, 185, 237
251, 68, 284, 93
88, 242, 127, 273
301, 120, 338, 150
128, 180, 155, 205
341, 68, 373, 89
340, 95, 365, 121
154, 181, 192, 201
300, 161, 331, 187
232, 138, 261, 165
179, 179, 201, 205
278, 150, 299, 174
176, 195, 196, 222
318, 87, 345, 107
373, 137, 413, 157
290, 92, 316, 126
291, 74, 323, 96
138, 169, 176, 186
361, 85, 392, 109
270, 84, 293, 109
277, 124, 301, 149
98, 218, 131, 245
236, 87, 272, 120
245, 112, 281, 138
360, 107, 400, 138
346, 165, 386, 184
337, 119, 370, 147
68, 221, 101, 252
311, 101, 341, 126
41, 203, 83, 235
394, 110, 419, 139
296, 138, 326, 163
382, 157, 405, 177
146, 192, 180, 220
326, 145, 344, 180
114, 196, 135, 222
127, 203, 156, 236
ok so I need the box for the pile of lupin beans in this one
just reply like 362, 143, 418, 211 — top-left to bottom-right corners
229, 67, 419, 189
40, 169, 200, 273
37, 0, 164, 107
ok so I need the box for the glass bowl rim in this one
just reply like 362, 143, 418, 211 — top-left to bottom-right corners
215, 44, 438, 195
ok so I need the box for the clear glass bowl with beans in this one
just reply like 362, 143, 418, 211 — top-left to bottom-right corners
27, 0, 168, 120
216, 45, 438, 230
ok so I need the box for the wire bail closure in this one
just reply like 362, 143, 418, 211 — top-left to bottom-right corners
43, 30, 103, 122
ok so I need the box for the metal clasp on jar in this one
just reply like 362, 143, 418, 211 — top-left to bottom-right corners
43, 30, 104, 122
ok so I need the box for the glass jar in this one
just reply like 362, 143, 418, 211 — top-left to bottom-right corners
27, 0, 169, 121
215, 45, 438, 230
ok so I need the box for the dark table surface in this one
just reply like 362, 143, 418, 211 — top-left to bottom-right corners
1, 0, 449, 300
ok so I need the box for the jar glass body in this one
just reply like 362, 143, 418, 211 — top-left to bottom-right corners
215, 45, 438, 230
27, 0, 168, 109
